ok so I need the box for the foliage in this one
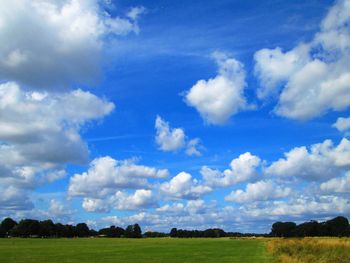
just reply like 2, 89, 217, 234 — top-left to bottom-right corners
143, 231, 168, 238
98, 226, 125, 237
270, 216, 350, 237
125, 224, 142, 238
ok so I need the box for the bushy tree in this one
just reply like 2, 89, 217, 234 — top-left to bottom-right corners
39, 220, 55, 237
98, 226, 125, 237
125, 224, 142, 238
271, 222, 296, 237
170, 228, 177, 237
1, 218, 17, 235
325, 216, 349, 237
76, 223, 90, 237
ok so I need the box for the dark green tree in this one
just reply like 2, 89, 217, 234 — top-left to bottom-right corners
271, 222, 296, 237
125, 224, 142, 238
1, 218, 17, 235
39, 220, 55, 237
170, 228, 178, 237
76, 223, 90, 237
325, 216, 349, 236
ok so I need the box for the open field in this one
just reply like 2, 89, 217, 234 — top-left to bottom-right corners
267, 237, 350, 263
0, 238, 275, 263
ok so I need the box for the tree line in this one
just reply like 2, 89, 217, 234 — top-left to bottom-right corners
271, 216, 350, 237
0, 218, 141, 238
1, 215, 349, 238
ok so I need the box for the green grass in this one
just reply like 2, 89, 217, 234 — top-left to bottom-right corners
0, 238, 276, 263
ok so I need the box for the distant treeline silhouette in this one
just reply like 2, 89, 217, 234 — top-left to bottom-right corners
271, 216, 350, 237
1, 216, 349, 238
0, 218, 142, 238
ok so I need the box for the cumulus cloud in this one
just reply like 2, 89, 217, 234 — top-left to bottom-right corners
0, 0, 145, 89
156, 199, 214, 216
254, 0, 350, 120
155, 116, 203, 156
320, 171, 350, 193
160, 172, 212, 200
82, 189, 157, 213
0, 82, 114, 191
201, 152, 261, 187
225, 180, 291, 203
185, 52, 250, 125
68, 156, 169, 198
97, 191, 350, 232
155, 116, 186, 152
333, 116, 350, 135
266, 138, 350, 181
242, 195, 350, 220
254, 44, 310, 99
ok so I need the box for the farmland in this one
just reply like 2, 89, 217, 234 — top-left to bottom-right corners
0, 238, 275, 263
2, 237, 350, 262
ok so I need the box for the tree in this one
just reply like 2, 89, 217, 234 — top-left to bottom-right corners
134, 224, 142, 238
170, 228, 178, 237
39, 220, 55, 237
12, 219, 41, 237
0, 226, 6, 238
76, 223, 90, 237
125, 224, 142, 238
271, 222, 296, 237
1, 218, 17, 235
99, 226, 125, 237
295, 221, 320, 237
325, 216, 349, 236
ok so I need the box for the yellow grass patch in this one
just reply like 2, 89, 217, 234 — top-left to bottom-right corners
267, 237, 350, 263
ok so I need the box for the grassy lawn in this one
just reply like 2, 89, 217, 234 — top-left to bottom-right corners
0, 238, 276, 263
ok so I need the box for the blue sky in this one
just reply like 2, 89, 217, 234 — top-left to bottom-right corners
0, 0, 350, 233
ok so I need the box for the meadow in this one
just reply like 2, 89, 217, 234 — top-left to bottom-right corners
267, 237, 350, 263
2, 237, 350, 263
0, 238, 275, 263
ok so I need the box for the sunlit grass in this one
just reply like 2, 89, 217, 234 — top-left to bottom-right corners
0, 237, 275, 263
267, 237, 350, 263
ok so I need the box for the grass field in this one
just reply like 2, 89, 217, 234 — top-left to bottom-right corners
0, 238, 276, 263
267, 237, 350, 263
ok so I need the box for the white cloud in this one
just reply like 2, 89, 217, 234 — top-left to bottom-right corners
155, 116, 203, 156
254, 0, 350, 120
82, 189, 156, 213
156, 199, 213, 216
160, 172, 212, 200
242, 195, 350, 219
155, 116, 186, 152
185, 52, 250, 125
0, 186, 33, 211
254, 44, 310, 99
185, 138, 203, 156
0, 0, 144, 89
127, 6, 146, 21
47, 199, 74, 221
0, 82, 114, 190
68, 156, 169, 198
266, 138, 350, 180
333, 116, 350, 134
225, 180, 291, 203
320, 171, 350, 193
201, 152, 261, 187
93, 192, 350, 232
